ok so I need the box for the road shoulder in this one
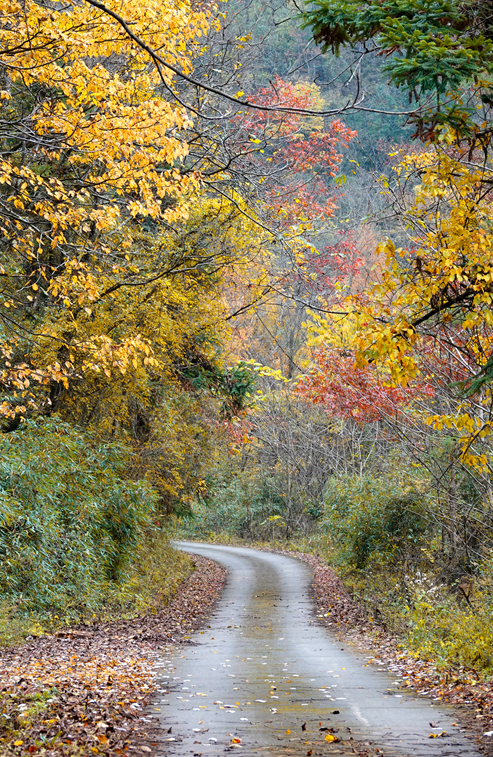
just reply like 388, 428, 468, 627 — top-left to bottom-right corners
0, 555, 227, 757
281, 549, 493, 756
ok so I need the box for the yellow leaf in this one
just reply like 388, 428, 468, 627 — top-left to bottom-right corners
324, 734, 338, 742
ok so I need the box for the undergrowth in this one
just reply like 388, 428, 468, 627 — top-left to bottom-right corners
0, 418, 195, 646
179, 467, 493, 679
106, 530, 193, 617
0, 530, 194, 647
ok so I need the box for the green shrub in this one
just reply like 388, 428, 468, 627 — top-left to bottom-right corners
405, 595, 493, 674
180, 468, 287, 540
109, 529, 193, 615
401, 554, 493, 674
322, 473, 431, 570
0, 532, 194, 644
0, 418, 158, 617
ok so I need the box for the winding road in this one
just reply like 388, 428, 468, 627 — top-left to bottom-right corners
154, 542, 480, 756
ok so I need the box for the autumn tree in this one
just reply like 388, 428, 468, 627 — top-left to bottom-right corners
0, 0, 214, 416
0, 0, 288, 610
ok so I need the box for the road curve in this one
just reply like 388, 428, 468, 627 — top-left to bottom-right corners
153, 542, 479, 756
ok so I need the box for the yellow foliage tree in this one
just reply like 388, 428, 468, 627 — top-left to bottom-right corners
0, 0, 212, 418
43, 195, 266, 511
341, 146, 493, 468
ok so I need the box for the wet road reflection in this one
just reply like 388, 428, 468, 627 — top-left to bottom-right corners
153, 543, 479, 756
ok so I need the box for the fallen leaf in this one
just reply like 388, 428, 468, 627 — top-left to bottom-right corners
324, 734, 338, 743
0, 557, 226, 757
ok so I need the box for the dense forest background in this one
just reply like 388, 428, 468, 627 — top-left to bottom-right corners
2, 0, 493, 674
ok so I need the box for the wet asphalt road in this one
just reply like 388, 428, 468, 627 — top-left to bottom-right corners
154, 542, 480, 756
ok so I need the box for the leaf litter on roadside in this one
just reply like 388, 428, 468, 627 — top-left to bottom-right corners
0, 556, 226, 756
273, 549, 493, 755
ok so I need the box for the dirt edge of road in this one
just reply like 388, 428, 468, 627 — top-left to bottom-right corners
0, 554, 227, 757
